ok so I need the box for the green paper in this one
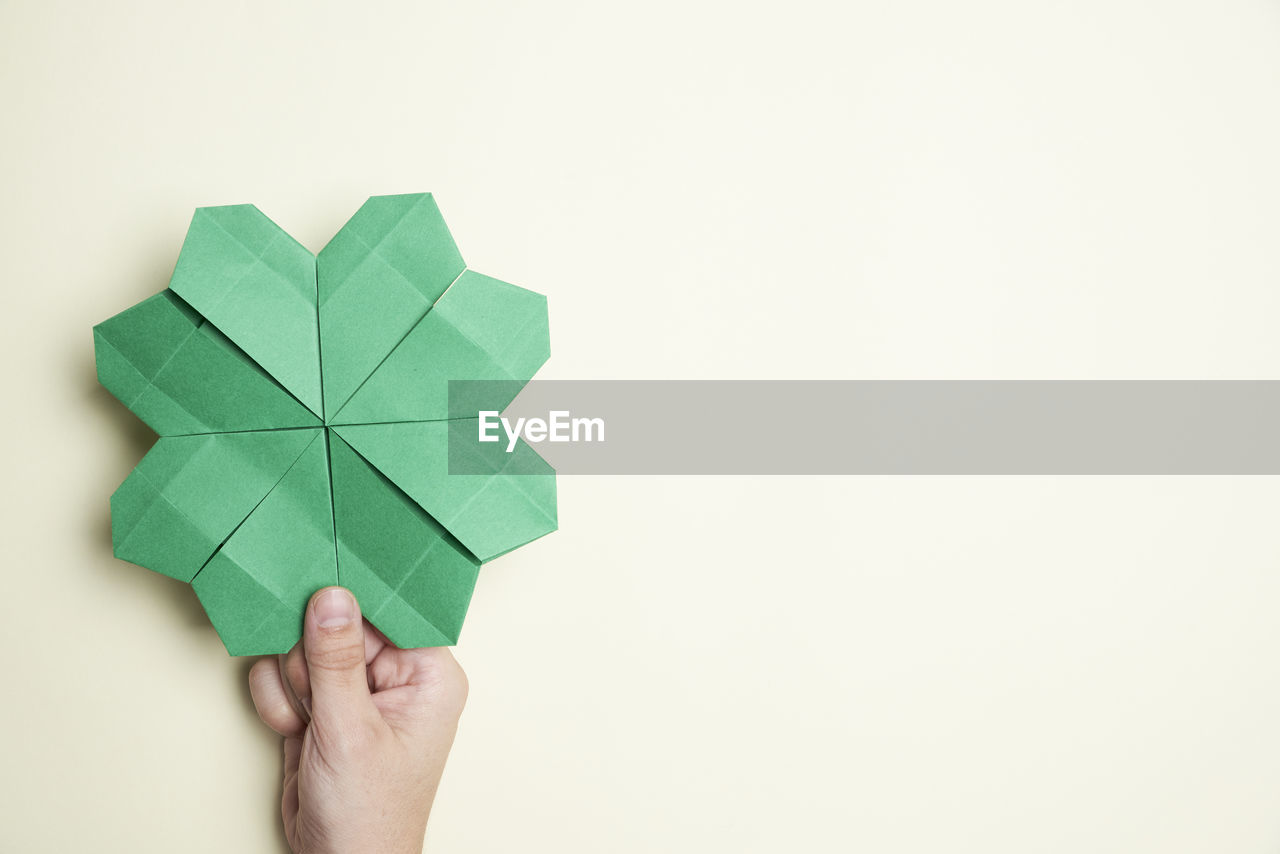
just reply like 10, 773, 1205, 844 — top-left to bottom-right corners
330, 434, 479, 648
94, 291, 321, 435
95, 194, 556, 655
331, 270, 550, 424
317, 193, 465, 417
169, 205, 323, 418
335, 422, 557, 563
193, 432, 337, 655
110, 429, 319, 582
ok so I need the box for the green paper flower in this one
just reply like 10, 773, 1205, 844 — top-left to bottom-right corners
94, 194, 556, 655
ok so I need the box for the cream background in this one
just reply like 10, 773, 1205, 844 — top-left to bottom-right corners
3, 1, 1280, 851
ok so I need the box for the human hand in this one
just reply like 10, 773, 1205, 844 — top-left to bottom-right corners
248, 587, 468, 854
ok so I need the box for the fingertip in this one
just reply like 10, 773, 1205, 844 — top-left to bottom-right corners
303, 587, 367, 674
409, 646, 469, 709
279, 651, 312, 724
282, 648, 309, 696
301, 587, 376, 724
306, 586, 360, 632
248, 657, 306, 738
248, 656, 277, 688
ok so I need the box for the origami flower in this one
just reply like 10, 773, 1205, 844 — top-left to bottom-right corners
94, 194, 556, 655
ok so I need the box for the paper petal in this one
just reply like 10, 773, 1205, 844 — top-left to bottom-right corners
110, 429, 319, 582
169, 205, 323, 418
94, 291, 321, 435
317, 193, 465, 416
329, 433, 479, 647
334, 421, 557, 562
191, 431, 337, 655
331, 270, 550, 424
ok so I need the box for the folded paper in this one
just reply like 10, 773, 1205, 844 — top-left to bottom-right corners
95, 194, 556, 655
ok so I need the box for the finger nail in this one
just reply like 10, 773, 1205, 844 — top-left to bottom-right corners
313, 588, 356, 629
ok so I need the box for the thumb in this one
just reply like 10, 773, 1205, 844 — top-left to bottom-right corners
303, 587, 376, 728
